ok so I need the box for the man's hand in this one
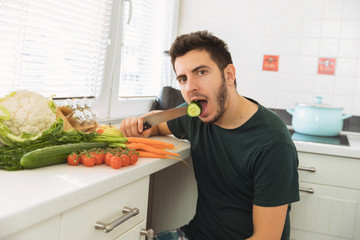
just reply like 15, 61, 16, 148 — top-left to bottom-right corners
119, 111, 171, 137
247, 204, 288, 240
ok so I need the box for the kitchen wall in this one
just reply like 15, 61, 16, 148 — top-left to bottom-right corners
178, 0, 360, 116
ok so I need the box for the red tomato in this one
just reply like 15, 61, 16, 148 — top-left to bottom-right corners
120, 154, 130, 167
67, 153, 80, 166
94, 153, 104, 165
110, 156, 123, 169
104, 153, 114, 166
129, 154, 138, 165
82, 154, 96, 167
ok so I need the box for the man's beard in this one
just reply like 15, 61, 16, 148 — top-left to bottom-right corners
206, 74, 228, 124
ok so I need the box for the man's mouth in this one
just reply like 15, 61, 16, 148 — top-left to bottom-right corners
196, 100, 207, 117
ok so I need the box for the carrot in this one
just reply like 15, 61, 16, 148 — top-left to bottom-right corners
126, 137, 175, 149
137, 151, 173, 159
126, 143, 180, 157
137, 151, 189, 167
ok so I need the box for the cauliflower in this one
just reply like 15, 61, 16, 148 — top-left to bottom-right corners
0, 90, 57, 136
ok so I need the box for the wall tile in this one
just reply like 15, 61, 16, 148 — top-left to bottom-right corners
341, 20, 360, 39
315, 75, 335, 95
352, 96, 360, 115
302, 20, 322, 38
336, 58, 358, 77
339, 39, 359, 58
300, 38, 320, 56
334, 77, 356, 95
343, 0, 360, 20
278, 55, 299, 74
303, 0, 324, 19
296, 74, 316, 93
321, 20, 342, 38
333, 95, 353, 113
323, 0, 343, 19
319, 39, 339, 57
298, 56, 318, 74
280, 38, 301, 55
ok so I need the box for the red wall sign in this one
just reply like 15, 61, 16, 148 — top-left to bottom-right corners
263, 55, 279, 71
318, 58, 336, 75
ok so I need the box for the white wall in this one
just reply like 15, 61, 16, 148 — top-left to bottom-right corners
178, 0, 360, 115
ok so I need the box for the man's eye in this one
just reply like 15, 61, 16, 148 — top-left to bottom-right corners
178, 77, 186, 83
198, 70, 206, 75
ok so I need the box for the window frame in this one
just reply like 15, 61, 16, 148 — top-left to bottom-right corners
95, 0, 180, 120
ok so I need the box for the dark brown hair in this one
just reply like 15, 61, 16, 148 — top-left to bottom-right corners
169, 31, 235, 86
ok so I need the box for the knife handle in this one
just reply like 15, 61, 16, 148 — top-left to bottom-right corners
143, 121, 152, 130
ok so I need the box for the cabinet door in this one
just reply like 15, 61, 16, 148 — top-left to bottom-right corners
61, 176, 149, 240
290, 182, 360, 240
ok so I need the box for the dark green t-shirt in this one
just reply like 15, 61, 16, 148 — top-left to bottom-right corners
167, 100, 299, 240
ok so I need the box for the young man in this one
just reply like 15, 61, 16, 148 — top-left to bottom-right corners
120, 31, 299, 240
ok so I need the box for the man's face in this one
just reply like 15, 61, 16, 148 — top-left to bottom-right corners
174, 50, 228, 124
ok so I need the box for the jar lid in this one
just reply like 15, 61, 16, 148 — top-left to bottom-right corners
296, 96, 343, 110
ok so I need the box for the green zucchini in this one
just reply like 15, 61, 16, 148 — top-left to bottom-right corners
20, 142, 108, 169
187, 101, 202, 117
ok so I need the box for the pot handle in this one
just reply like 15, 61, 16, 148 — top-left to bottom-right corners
341, 114, 352, 120
286, 108, 295, 115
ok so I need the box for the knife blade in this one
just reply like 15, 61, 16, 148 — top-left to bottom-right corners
143, 106, 187, 130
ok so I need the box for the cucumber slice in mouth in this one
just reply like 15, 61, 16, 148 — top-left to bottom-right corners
187, 101, 202, 117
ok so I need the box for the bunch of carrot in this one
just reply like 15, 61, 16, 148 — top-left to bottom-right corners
125, 137, 189, 167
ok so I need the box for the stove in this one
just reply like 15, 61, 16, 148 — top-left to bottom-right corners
289, 130, 350, 146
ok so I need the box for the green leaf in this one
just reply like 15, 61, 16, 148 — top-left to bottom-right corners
0, 105, 11, 121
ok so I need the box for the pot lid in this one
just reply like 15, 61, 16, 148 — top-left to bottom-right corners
296, 96, 343, 110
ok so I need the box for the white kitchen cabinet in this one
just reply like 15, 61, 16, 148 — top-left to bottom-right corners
60, 176, 150, 240
290, 152, 360, 240
4, 215, 60, 240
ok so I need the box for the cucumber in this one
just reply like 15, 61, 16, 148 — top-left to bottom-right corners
20, 142, 108, 169
187, 101, 202, 117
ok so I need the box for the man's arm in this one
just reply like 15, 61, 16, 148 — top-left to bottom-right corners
247, 204, 288, 240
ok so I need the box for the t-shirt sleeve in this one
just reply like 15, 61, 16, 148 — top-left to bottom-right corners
253, 142, 300, 207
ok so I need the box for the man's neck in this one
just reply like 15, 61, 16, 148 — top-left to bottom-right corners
215, 94, 258, 129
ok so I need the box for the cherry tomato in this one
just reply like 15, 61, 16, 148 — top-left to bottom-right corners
110, 156, 123, 169
104, 153, 114, 166
129, 154, 138, 165
82, 154, 96, 167
120, 154, 130, 167
67, 153, 80, 166
94, 152, 104, 165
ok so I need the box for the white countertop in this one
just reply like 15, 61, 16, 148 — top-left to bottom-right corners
1, 132, 359, 239
0, 136, 191, 239
291, 130, 360, 159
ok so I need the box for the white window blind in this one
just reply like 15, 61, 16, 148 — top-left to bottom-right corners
119, 0, 178, 97
0, 0, 112, 98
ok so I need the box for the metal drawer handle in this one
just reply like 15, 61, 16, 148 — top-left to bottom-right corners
141, 228, 155, 240
299, 187, 315, 194
95, 207, 139, 233
298, 166, 316, 172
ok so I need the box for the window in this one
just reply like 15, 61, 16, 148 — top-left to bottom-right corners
0, 0, 112, 98
118, 0, 179, 98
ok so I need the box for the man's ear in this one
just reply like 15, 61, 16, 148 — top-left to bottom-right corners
224, 64, 236, 85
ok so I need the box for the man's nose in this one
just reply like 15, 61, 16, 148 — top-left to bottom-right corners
185, 77, 199, 92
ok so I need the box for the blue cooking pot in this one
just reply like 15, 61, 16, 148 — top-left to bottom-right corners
287, 96, 352, 137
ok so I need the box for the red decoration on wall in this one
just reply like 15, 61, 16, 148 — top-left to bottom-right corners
262, 55, 279, 71
318, 58, 336, 75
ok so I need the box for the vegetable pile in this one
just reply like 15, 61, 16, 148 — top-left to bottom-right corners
0, 90, 183, 171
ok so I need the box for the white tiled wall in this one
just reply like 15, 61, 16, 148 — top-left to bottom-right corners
178, 0, 360, 115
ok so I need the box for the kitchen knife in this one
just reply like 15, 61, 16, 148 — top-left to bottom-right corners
143, 106, 187, 130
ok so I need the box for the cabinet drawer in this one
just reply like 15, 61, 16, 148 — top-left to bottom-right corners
291, 182, 360, 240
115, 221, 146, 240
61, 176, 149, 240
298, 152, 360, 189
